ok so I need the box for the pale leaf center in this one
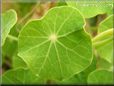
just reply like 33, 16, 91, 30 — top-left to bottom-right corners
49, 34, 57, 42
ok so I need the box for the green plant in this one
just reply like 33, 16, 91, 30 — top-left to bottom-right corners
1, 1, 113, 85
1, 9, 17, 46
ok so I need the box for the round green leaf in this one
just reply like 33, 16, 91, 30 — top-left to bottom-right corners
2, 68, 39, 84
18, 6, 92, 82
66, 0, 113, 18
87, 69, 113, 84
2, 9, 17, 46
98, 15, 113, 33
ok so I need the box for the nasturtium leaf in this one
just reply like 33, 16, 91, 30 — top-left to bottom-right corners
59, 55, 97, 84
87, 69, 113, 84
13, 52, 27, 68
93, 29, 113, 64
2, 68, 39, 84
98, 15, 113, 33
1, 9, 17, 46
18, 6, 92, 82
66, 0, 113, 18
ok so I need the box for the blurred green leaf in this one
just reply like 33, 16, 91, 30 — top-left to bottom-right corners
2, 9, 17, 46
66, 0, 113, 18
98, 15, 113, 33
97, 58, 112, 70
2, 38, 17, 58
87, 69, 113, 84
2, 68, 39, 84
56, 0, 67, 6
17, 3, 35, 17
93, 29, 113, 63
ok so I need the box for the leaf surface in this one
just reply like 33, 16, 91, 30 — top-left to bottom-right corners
18, 6, 92, 82
87, 69, 113, 84
13, 52, 27, 68
59, 55, 97, 84
66, 0, 113, 18
98, 15, 113, 33
2, 9, 17, 46
2, 68, 39, 84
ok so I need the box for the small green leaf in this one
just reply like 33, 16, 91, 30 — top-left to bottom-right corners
87, 69, 113, 84
66, 0, 113, 18
98, 15, 113, 33
2, 68, 39, 84
18, 6, 92, 82
2, 9, 17, 46
93, 29, 113, 64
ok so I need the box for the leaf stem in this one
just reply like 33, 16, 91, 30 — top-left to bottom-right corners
7, 35, 18, 41
18, 2, 40, 25
92, 29, 113, 47
92, 37, 112, 48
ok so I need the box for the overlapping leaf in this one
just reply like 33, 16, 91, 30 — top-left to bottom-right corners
98, 15, 113, 33
66, 0, 113, 18
18, 6, 92, 82
13, 52, 27, 68
1, 9, 17, 46
97, 58, 112, 70
87, 69, 113, 84
93, 29, 113, 64
2, 68, 39, 84
93, 14, 113, 70
59, 55, 97, 84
